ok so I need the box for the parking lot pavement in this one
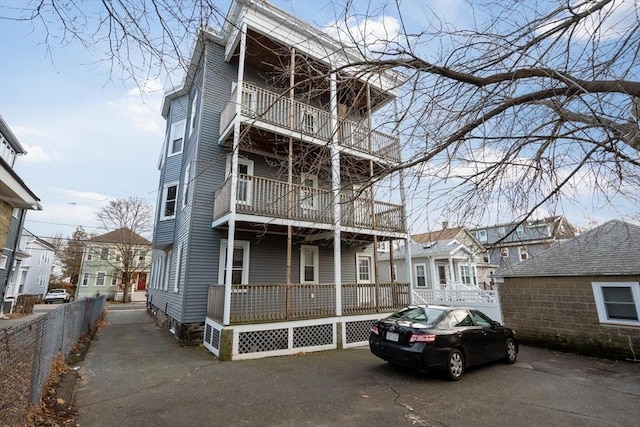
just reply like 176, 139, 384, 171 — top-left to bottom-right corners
75, 309, 640, 427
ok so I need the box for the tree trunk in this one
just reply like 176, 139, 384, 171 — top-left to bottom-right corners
122, 271, 130, 303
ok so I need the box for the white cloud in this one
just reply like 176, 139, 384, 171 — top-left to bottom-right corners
108, 82, 164, 133
324, 15, 401, 54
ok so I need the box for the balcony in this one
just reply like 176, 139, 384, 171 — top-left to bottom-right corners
207, 282, 411, 324
213, 174, 405, 233
220, 82, 401, 163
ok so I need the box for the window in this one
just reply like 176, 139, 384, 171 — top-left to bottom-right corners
300, 245, 319, 284
218, 240, 250, 284
189, 91, 198, 135
377, 241, 389, 253
163, 250, 172, 291
174, 244, 183, 293
300, 173, 318, 210
0, 255, 7, 270
96, 272, 106, 287
100, 247, 109, 260
111, 273, 119, 286
470, 310, 494, 327
302, 111, 315, 133
476, 229, 487, 243
138, 250, 147, 263
161, 182, 178, 219
518, 246, 529, 260
86, 252, 93, 261
169, 120, 186, 156
116, 253, 121, 262
516, 225, 525, 238
226, 156, 254, 205
357, 255, 372, 284
81, 273, 89, 286
182, 162, 191, 209
415, 264, 427, 287
460, 265, 477, 286
500, 247, 509, 258
497, 226, 505, 236
592, 282, 640, 325
391, 265, 397, 282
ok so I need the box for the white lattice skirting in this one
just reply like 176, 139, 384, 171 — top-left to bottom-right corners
203, 313, 390, 360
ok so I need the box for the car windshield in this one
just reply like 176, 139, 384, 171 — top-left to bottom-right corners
386, 307, 446, 327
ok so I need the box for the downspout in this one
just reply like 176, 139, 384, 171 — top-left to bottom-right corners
223, 22, 247, 326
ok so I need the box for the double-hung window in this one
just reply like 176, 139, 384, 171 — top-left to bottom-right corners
592, 282, 640, 325
182, 162, 191, 209
169, 120, 186, 156
96, 272, 106, 287
161, 182, 179, 220
300, 245, 319, 284
415, 264, 427, 287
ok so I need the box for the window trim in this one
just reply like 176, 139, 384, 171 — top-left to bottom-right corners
500, 247, 509, 258
173, 244, 182, 293
518, 246, 529, 260
161, 181, 179, 220
592, 282, 640, 326
168, 120, 186, 157
81, 272, 89, 286
95, 271, 106, 287
356, 254, 373, 284
415, 263, 427, 287
225, 156, 254, 206
182, 162, 191, 210
218, 240, 250, 284
300, 173, 319, 210
189, 91, 199, 136
300, 245, 319, 284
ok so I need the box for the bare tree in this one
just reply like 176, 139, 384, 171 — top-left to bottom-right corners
4, 0, 638, 230
95, 197, 153, 303
58, 226, 88, 286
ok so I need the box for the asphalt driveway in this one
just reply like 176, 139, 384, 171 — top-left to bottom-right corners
74, 307, 640, 426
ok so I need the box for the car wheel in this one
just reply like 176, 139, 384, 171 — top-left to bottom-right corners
504, 338, 517, 364
447, 349, 464, 381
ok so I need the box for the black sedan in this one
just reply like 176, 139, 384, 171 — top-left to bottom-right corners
369, 305, 518, 380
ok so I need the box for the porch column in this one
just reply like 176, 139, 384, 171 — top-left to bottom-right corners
395, 97, 414, 304
429, 258, 437, 290
448, 257, 455, 289
223, 22, 247, 326
330, 71, 342, 315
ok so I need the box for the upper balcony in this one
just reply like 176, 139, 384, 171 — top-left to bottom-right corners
213, 174, 405, 234
219, 82, 401, 164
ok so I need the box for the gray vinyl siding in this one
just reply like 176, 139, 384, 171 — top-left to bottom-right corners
180, 40, 238, 324
0, 211, 24, 289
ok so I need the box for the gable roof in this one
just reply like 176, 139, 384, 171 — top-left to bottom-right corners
497, 220, 640, 277
469, 215, 578, 245
88, 228, 151, 246
412, 227, 465, 243
380, 239, 473, 261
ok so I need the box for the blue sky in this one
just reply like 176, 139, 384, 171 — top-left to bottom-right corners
0, 0, 636, 241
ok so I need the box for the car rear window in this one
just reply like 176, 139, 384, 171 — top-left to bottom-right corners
387, 307, 445, 326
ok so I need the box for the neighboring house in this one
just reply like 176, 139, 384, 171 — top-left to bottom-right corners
411, 223, 495, 287
496, 220, 640, 360
0, 115, 42, 315
4, 229, 55, 300
378, 234, 502, 322
469, 215, 578, 269
77, 228, 151, 300
149, 0, 412, 357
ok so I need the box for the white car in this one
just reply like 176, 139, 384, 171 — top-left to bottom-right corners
44, 289, 72, 304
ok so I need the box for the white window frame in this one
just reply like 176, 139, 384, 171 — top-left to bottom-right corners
0, 255, 7, 270
95, 272, 106, 287
518, 246, 529, 260
415, 263, 427, 287
218, 240, 250, 284
111, 272, 119, 287
300, 245, 319, 284
86, 252, 93, 261
168, 119, 186, 156
459, 264, 477, 286
232, 82, 256, 114
81, 272, 89, 286
356, 254, 373, 284
189, 91, 198, 136
300, 173, 319, 210
226, 156, 254, 206
161, 181, 179, 220
174, 244, 183, 293
501, 247, 509, 258
477, 229, 487, 243
592, 282, 640, 326
182, 162, 191, 210
163, 250, 172, 291
100, 247, 109, 260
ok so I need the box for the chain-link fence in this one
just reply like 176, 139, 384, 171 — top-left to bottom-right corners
0, 296, 106, 425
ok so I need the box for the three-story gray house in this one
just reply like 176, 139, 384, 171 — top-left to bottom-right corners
148, 0, 412, 358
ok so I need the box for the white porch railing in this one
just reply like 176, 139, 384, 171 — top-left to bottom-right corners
220, 82, 401, 163
413, 288, 502, 323
213, 174, 406, 233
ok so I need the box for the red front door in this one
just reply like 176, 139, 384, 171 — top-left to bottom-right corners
137, 273, 147, 291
